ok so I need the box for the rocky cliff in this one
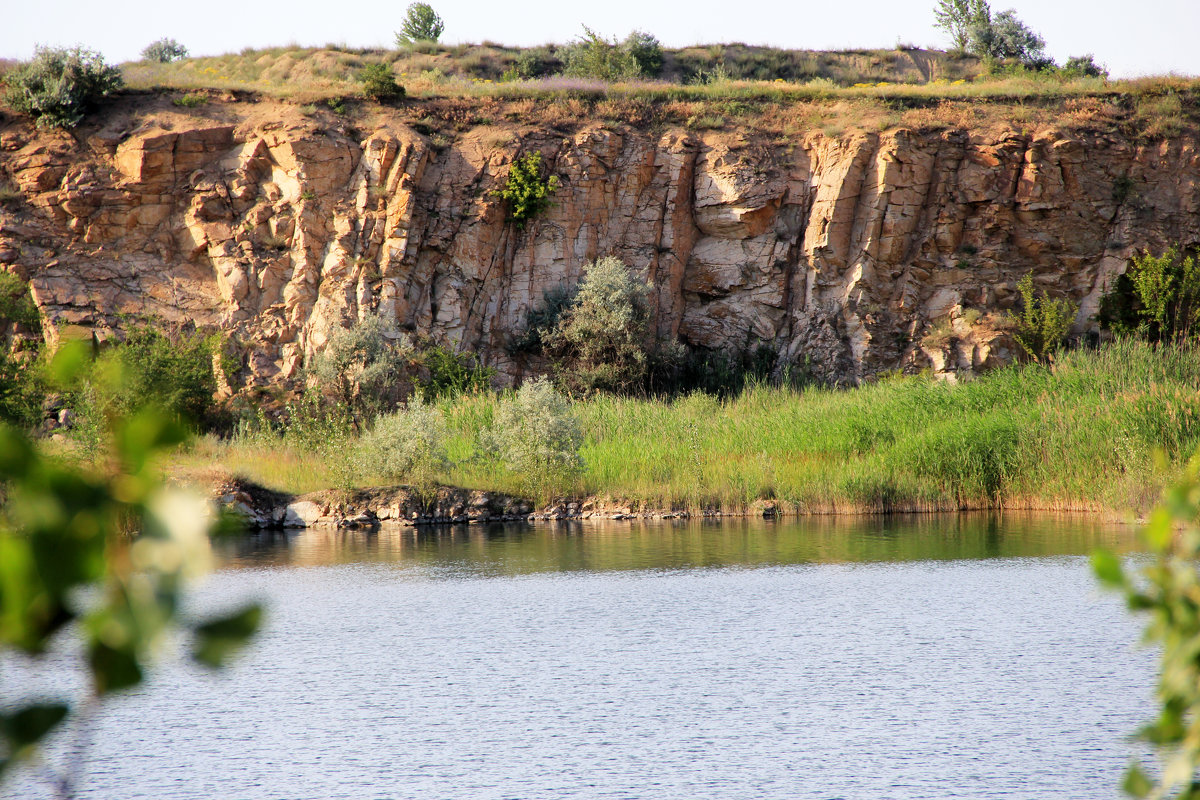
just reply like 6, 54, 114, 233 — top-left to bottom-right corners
2, 94, 1197, 386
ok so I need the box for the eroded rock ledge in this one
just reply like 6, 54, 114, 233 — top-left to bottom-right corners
4, 96, 1197, 384
212, 481, 777, 530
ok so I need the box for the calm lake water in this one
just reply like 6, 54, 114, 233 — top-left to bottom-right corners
6, 514, 1155, 799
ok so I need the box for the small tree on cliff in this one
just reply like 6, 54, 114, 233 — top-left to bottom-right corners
395, 3, 445, 45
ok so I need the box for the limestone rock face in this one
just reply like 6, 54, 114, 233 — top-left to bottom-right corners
2, 101, 1198, 385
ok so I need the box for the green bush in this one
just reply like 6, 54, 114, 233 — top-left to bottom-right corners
3, 46, 123, 128
1062, 54, 1107, 79
357, 395, 448, 490
358, 63, 405, 102
1009, 272, 1076, 363
308, 316, 416, 424
543, 256, 651, 395
1099, 247, 1200, 344
80, 324, 224, 432
932, 0, 991, 52
141, 38, 188, 63
493, 151, 559, 228
481, 377, 583, 503
509, 284, 577, 355
561, 26, 641, 82
0, 273, 43, 430
395, 2, 445, 45
622, 31, 663, 78
417, 344, 494, 399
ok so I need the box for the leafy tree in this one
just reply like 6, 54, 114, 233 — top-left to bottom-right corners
395, 2, 445, 45
2, 46, 123, 128
358, 63, 405, 102
493, 151, 560, 228
1093, 457, 1200, 799
481, 377, 583, 504
1099, 247, 1200, 344
0, 343, 260, 790
309, 315, 416, 424
971, 8, 1049, 67
1009, 272, 1076, 364
933, 0, 991, 51
543, 256, 652, 395
622, 31, 664, 78
140, 38, 188, 63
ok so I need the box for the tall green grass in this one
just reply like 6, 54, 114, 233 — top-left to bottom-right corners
181, 339, 1200, 514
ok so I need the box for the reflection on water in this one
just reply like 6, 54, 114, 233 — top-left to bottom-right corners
216, 511, 1141, 574
9, 514, 1151, 800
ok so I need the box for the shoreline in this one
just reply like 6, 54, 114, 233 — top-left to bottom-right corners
212, 479, 1136, 531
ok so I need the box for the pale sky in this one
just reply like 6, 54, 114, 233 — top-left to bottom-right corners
4, 0, 1198, 79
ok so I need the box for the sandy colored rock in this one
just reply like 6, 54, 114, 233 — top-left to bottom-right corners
2, 99, 1198, 385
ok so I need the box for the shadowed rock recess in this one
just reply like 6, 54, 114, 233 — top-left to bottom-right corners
2, 99, 1197, 384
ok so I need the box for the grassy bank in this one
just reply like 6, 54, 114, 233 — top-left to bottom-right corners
174, 339, 1200, 515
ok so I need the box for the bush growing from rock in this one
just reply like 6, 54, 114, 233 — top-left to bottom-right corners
543, 256, 651, 395
482, 377, 583, 503
141, 38, 189, 63
308, 316, 416, 424
357, 394, 448, 490
395, 2, 445, 45
3, 46, 123, 128
493, 151, 559, 228
358, 63, 404, 102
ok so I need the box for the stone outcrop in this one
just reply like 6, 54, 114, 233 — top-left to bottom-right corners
2, 98, 1198, 384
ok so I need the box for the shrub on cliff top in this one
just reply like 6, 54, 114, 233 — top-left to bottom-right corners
3, 46, 123, 128
561, 26, 642, 82
358, 63, 405, 102
141, 38, 189, 63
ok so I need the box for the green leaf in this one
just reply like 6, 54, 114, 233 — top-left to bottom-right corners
88, 641, 143, 695
1122, 764, 1153, 798
192, 603, 262, 668
115, 410, 188, 473
0, 702, 69, 773
46, 339, 92, 388
1092, 549, 1128, 587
